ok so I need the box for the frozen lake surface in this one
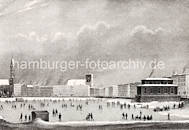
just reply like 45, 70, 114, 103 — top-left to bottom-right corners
0, 97, 187, 123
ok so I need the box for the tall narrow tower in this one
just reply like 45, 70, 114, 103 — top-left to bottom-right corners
9, 58, 15, 97
85, 74, 93, 87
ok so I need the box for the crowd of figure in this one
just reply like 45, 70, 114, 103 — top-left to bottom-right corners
19, 113, 31, 122
122, 111, 153, 121
153, 102, 185, 112
0, 99, 185, 123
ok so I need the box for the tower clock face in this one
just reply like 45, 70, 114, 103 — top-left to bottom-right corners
86, 75, 91, 82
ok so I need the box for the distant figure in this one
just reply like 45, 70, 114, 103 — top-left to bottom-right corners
140, 111, 142, 116
168, 113, 170, 120
147, 115, 149, 120
125, 113, 128, 120
143, 115, 146, 121
90, 113, 94, 121
122, 113, 125, 119
53, 109, 56, 116
19, 113, 23, 121
173, 104, 176, 109
55, 109, 58, 114
28, 115, 31, 121
128, 104, 130, 109
25, 115, 27, 121
59, 113, 62, 121
132, 114, 134, 120
0, 105, 3, 110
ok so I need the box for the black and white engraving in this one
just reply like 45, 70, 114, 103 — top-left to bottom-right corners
0, 0, 188, 129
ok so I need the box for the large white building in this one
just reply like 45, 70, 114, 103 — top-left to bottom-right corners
171, 73, 189, 98
53, 85, 70, 97
67, 79, 90, 97
14, 84, 23, 97
102, 83, 139, 98
104, 86, 113, 97
99, 88, 105, 96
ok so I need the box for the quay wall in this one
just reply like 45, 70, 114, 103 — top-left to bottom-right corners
0, 119, 189, 130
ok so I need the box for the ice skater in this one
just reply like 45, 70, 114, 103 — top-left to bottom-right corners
168, 113, 170, 120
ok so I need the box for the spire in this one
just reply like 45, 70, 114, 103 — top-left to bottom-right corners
10, 57, 14, 68
10, 57, 15, 79
9, 57, 15, 97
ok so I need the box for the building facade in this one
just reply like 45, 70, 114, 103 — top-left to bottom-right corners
136, 78, 180, 102
21, 85, 53, 97
171, 74, 189, 98
90, 87, 100, 96
99, 88, 105, 96
130, 82, 140, 98
40, 86, 53, 97
102, 82, 139, 98
53, 85, 70, 97
14, 84, 23, 97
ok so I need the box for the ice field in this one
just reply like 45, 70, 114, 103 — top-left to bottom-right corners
0, 97, 187, 123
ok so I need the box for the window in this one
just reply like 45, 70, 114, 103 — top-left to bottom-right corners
164, 88, 168, 93
144, 88, 147, 93
158, 87, 161, 93
168, 87, 170, 94
150, 88, 153, 94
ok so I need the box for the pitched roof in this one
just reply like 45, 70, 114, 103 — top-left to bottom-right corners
143, 78, 172, 81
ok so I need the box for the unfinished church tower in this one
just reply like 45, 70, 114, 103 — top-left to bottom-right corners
9, 58, 15, 97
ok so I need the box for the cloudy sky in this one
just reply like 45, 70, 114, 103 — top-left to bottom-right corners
0, 0, 189, 86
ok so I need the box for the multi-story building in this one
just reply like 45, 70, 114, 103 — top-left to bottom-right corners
68, 84, 89, 97
104, 82, 139, 98
53, 85, 70, 97
104, 86, 113, 97
129, 82, 140, 98
99, 88, 105, 96
90, 87, 98, 96
136, 78, 180, 102
21, 85, 53, 97
67, 79, 89, 97
171, 74, 189, 98
14, 84, 23, 97
40, 86, 53, 97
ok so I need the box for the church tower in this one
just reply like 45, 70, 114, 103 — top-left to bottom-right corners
85, 74, 93, 87
9, 58, 15, 97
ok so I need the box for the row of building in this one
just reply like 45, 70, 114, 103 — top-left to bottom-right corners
13, 74, 93, 97
90, 82, 139, 98
14, 83, 90, 97
11, 73, 189, 101
1, 58, 189, 103
89, 73, 189, 102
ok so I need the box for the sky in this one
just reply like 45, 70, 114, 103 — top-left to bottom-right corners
0, 0, 189, 86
